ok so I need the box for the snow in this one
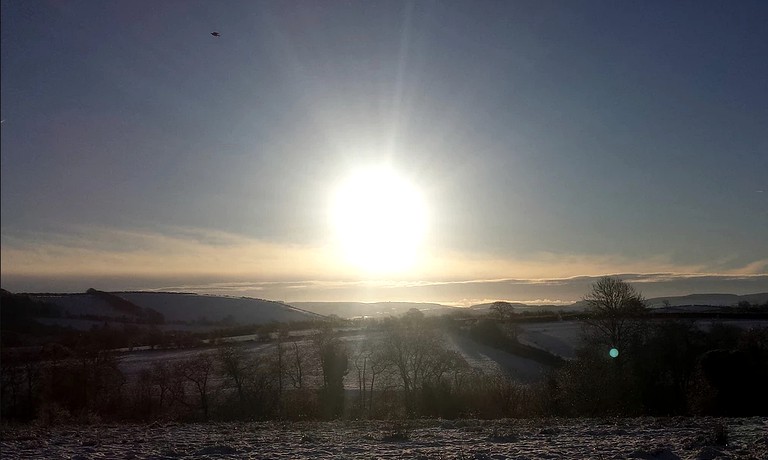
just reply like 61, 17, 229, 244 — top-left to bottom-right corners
117, 292, 320, 324
514, 319, 768, 360
516, 321, 584, 360
113, 328, 557, 389
2, 418, 765, 459
117, 342, 273, 376
646, 293, 768, 308
33, 292, 321, 326
33, 294, 111, 317
445, 333, 549, 382
694, 319, 768, 331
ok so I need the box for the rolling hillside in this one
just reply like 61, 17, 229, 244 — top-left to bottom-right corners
29, 291, 321, 326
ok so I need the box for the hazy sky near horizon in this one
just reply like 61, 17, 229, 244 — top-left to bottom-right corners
2, 1, 767, 304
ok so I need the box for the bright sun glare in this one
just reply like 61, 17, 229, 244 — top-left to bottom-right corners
331, 167, 427, 273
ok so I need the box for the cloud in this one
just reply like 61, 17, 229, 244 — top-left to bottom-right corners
1, 225, 711, 281
410, 250, 714, 281
736, 259, 768, 275
2, 225, 766, 303
1, 225, 341, 280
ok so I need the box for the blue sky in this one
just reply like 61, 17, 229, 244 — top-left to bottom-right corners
2, 1, 767, 304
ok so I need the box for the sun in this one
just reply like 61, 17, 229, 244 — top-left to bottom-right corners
330, 167, 427, 273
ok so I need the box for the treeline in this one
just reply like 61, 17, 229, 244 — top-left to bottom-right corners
5, 315, 764, 425
85, 289, 165, 325
466, 318, 566, 367
1, 289, 321, 349
549, 321, 768, 416
0, 290, 66, 346
1, 312, 543, 423
1, 289, 167, 348
548, 277, 768, 417
3, 279, 767, 423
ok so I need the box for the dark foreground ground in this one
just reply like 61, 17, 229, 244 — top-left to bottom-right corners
1, 417, 766, 459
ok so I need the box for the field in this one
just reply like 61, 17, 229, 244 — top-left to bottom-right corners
2, 417, 765, 459
114, 322, 576, 387
113, 319, 768, 387
4, 313, 767, 457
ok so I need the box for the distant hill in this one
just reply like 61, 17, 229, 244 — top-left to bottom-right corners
117, 292, 321, 324
468, 301, 589, 314
0, 289, 73, 346
28, 291, 321, 325
467, 292, 768, 312
291, 301, 458, 319
85, 288, 165, 323
11, 289, 768, 327
1, 289, 63, 324
645, 292, 768, 308
469, 302, 553, 313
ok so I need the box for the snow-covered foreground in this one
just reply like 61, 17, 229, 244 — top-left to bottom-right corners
2, 418, 765, 459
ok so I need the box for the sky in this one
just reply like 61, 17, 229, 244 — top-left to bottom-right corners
1, 0, 767, 305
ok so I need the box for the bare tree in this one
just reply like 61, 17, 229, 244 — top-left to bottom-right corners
351, 335, 391, 415
175, 353, 215, 420
273, 341, 284, 404
0, 351, 34, 420
351, 341, 370, 412
582, 276, 648, 352
313, 325, 348, 418
490, 301, 516, 321
284, 341, 305, 389
489, 301, 521, 340
379, 315, 455, 411
150, 361, 174, 410
74, 347, 125, 417
218, 345, 252, 405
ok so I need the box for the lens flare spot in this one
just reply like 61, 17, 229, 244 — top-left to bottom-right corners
609, 348, 619, 358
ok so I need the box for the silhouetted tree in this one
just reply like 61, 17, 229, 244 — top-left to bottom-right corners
350, 334, 393, 416
282, 340, 305, 389
313, 326, 348, 418
490, 301, 515, 321
175, 353, 215, 420
379, 315, 458, 414
218, 345, 251, 406
148, 362, 173, 411
633, 321, 705, 414
582, 276, 648, 354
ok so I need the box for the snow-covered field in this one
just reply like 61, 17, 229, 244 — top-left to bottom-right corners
2, 417, 765, 459
516, 321, 584, 360
115, 328, 557, 387
514, 319, 768, 361
445, 333, 549, 382
33, 292, 321, 326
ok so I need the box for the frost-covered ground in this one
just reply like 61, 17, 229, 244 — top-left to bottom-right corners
517, 322, 584, 360
2, 417, 765, 459
110, 319, 768, 387
445, 334, 548, 382
515, 320, 768, 361
115, 328, 556, 387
